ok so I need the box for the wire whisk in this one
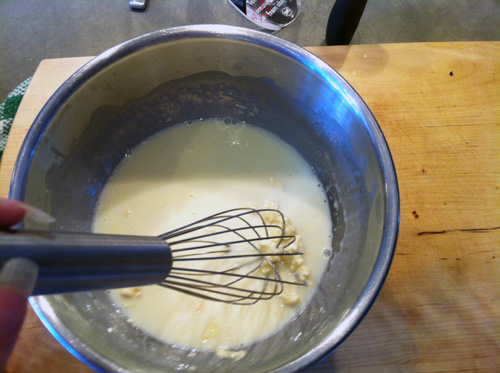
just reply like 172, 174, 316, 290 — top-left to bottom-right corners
159, 208, 307, 305
0, 208, 307, 305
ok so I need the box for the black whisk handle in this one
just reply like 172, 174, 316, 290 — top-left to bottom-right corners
0, 230, 172, 295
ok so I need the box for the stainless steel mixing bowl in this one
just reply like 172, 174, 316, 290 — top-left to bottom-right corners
10, 25, 399, 372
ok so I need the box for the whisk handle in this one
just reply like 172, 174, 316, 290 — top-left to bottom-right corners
0, 230, 172, 295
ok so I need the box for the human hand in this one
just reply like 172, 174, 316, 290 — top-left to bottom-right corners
0, 199, 39, 370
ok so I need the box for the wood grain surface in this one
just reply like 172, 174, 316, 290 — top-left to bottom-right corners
1, 42, 499, 372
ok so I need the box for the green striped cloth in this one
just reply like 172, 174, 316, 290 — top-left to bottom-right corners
0, 78, 32, 160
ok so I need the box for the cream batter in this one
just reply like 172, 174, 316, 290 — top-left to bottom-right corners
93, 118, 332, 350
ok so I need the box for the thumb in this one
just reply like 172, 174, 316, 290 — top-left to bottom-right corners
0, 259, 38, 370
0, 287, 27, 370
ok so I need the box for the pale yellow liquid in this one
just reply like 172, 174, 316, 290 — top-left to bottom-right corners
93, 119, 332, 350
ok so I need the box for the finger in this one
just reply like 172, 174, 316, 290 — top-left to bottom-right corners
0, 199, 56, 228
0, 286, 27, 370
0, 199, 26, 228
0, 259, 38, 370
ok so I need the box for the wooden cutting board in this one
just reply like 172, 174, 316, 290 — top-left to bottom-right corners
1, 42, 499, 372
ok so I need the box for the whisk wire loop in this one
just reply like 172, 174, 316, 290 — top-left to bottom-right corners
157, 208, 306, 305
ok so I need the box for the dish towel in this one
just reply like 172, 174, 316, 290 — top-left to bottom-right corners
0, 77, 32, 161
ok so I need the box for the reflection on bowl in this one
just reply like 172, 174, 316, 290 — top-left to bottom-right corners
11, 25, 398, 372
